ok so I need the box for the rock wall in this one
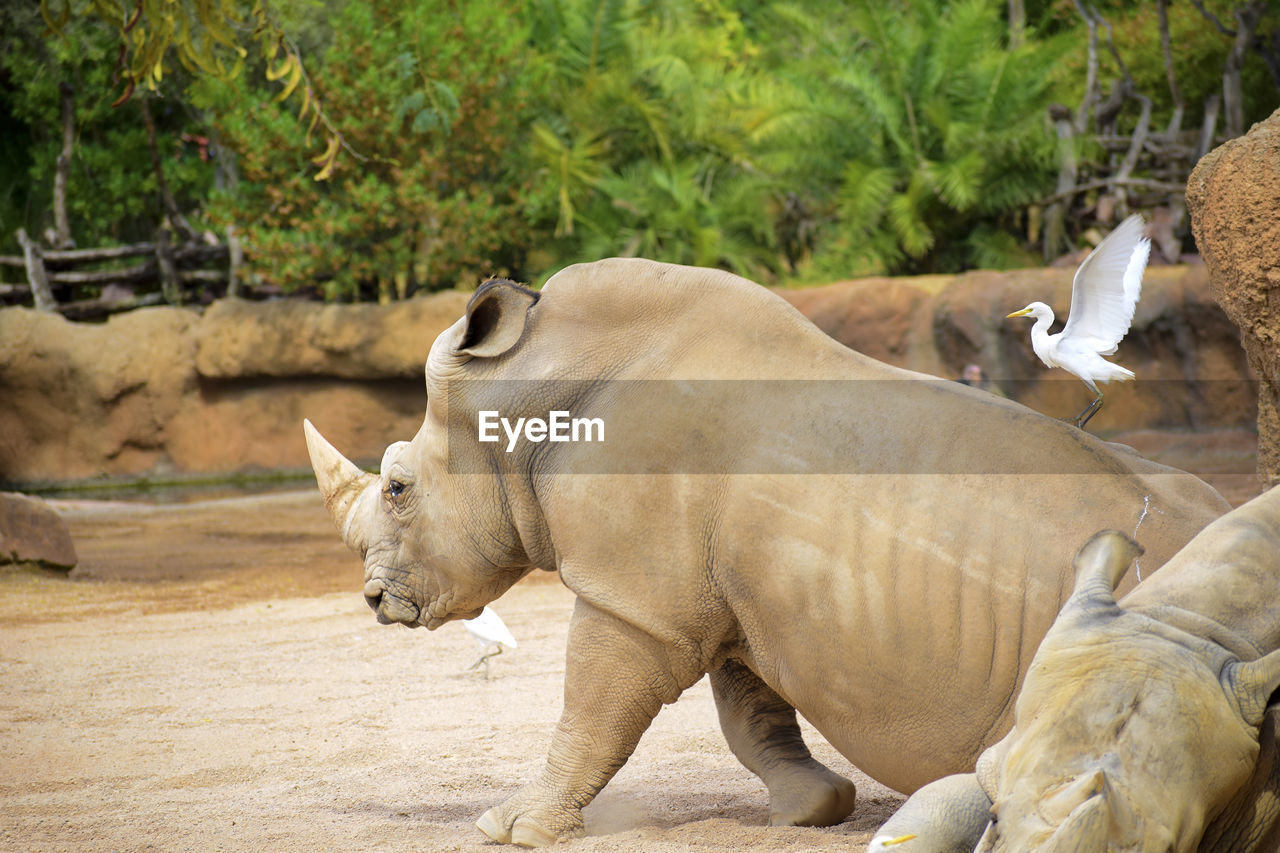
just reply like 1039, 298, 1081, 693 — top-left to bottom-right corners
787, 264, 1253, 432
0, 266, 1253, 485
1187, 107, 1280, 487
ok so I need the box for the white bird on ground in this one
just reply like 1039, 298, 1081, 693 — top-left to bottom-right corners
462, 606, 517, 678
1006, 213, 1150, 430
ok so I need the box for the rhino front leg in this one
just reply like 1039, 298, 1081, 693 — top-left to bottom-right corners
711, 657, 856, 827
476, 597, 684, 847
1202, 707, 1280, 852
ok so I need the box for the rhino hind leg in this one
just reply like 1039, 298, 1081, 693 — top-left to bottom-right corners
711, 658, 856, 827
477, 598, 686, 846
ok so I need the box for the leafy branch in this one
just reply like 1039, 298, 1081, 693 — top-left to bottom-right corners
40, 0, 352, 181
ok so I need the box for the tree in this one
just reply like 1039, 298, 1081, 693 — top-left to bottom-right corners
195, 0, 550, 298
525, 0, 783, 280
757, 0, 1065, 275
1, 7, 214, 255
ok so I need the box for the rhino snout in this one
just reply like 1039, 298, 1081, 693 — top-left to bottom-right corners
363, 578, 421, 626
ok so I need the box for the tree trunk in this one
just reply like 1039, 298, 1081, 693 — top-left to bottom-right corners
226, 225, 243, 298
1223, 2, 1261, 138
1044, 106, 1078, 261
139, 96, 195, 242
52, 82, 75, 250
155, 227, 181, 305
1008, 0, 1025, 49
1197, 93, 1221, 161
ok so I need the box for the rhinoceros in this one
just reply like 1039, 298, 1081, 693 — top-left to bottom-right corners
302, 258, 1229, 846
871, 486, 1280, 853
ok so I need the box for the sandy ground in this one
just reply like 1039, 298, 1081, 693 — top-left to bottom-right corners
0, 428, 1263, 852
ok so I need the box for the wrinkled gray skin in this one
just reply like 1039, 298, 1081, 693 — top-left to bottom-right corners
303, 259, 1229, 847
875, 486, 1280, 853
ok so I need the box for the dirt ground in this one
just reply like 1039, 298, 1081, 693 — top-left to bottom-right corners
0, 428, 1263, 853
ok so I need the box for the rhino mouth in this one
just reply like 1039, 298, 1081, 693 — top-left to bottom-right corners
363, 578, 422, 627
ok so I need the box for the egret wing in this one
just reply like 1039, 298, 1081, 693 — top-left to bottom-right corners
465, 606, 518, 649
1060, 214, 1150, 355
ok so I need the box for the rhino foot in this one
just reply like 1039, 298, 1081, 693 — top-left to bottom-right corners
766, 765, 857, 827
476, 786, 585, 847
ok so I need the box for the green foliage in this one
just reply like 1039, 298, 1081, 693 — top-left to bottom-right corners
196, 0, 549, 297
524, 0, 782, 281
0, 6, 214, 253
753, 0, 1065, 276
9, 0, 1279, 300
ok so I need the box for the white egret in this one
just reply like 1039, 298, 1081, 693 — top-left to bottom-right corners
462, 606, 517, 678
1007, 214, 1150, 429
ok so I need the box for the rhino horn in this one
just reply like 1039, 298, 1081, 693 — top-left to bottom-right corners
1067, 530, 1143, 613
1224, 647, 1280, 728
1041, 788, 1109, 853
303, 419, 376, 553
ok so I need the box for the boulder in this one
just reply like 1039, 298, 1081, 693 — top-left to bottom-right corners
0, 492, 77, 571
1187, 107, 1280, 487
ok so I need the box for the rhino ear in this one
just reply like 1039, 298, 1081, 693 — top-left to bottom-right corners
457, 278, 539, 359
1067, 530, 1143, 612
1223, 648, 1280, 728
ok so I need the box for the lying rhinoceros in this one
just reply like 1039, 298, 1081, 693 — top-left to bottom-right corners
302, 258, 1229, 846
871, 486, 1280, 853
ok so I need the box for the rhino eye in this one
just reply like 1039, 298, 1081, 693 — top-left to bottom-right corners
388, 480, 406, 498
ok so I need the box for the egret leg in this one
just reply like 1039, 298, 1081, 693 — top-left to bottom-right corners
468, 646, 503, 679
1072, 393, 1104, 429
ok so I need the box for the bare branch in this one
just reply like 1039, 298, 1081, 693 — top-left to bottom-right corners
1188, 0, 1236, 37
1114, 93, 1153, 214
1096, 11, 1135, 87
1070, 0, 1100, 134
1157, 0, 1184, 134
1038, 176, 1188, 207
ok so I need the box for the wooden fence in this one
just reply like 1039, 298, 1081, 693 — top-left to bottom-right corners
0, 227, 242, 321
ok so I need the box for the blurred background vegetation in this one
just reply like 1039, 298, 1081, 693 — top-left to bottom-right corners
2, 0, 1278, 305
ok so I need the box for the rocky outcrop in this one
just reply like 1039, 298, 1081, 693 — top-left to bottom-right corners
1187, 107, 1280, 487
0, 268, 1255, 485
0, 492, 77, 571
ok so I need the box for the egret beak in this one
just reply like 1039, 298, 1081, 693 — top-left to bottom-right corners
880, 835, 918, 846
1006, 308, 1033, 318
